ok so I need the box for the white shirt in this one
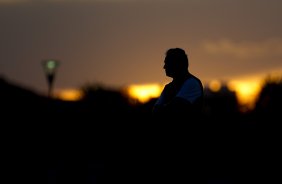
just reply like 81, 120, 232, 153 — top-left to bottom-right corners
155, 77, 202, 106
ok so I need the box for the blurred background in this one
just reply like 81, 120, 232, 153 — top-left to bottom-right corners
1, 0, 282, 183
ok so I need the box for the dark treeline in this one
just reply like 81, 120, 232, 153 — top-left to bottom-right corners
1, 76, 281, 184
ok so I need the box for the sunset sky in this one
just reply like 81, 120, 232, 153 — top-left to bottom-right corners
1, 0, 282, 100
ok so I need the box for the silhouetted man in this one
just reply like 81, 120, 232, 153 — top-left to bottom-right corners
150, 48, 206, 183
153, 47, 204, 120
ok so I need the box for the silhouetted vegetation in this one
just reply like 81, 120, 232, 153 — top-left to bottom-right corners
254, 76, 282, 122
1, 76, 281, 183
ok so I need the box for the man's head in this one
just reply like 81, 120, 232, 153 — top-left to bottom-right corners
164, 48, 189, 78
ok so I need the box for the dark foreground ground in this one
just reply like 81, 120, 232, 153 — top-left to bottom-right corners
1, 78, 281, 184
3, 112, 279, 184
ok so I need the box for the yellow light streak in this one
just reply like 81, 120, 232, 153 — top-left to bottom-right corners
127, 83, 163, 103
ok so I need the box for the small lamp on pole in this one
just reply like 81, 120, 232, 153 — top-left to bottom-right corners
42, 59, 60, 98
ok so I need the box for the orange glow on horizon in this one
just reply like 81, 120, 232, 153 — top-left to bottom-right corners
209, 80, 221, 92
127, 80, 262, 109
54, 89, 83, 101
227, 79, 262, 110
53, 80, 262, 108
127, 83, 163, 103
53, 74, 277, 110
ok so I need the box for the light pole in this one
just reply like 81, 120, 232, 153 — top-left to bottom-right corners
42, 59, 60, 98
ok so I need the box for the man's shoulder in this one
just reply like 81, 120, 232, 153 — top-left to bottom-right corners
184, 74, 203, 88
183, 77, 202, 89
